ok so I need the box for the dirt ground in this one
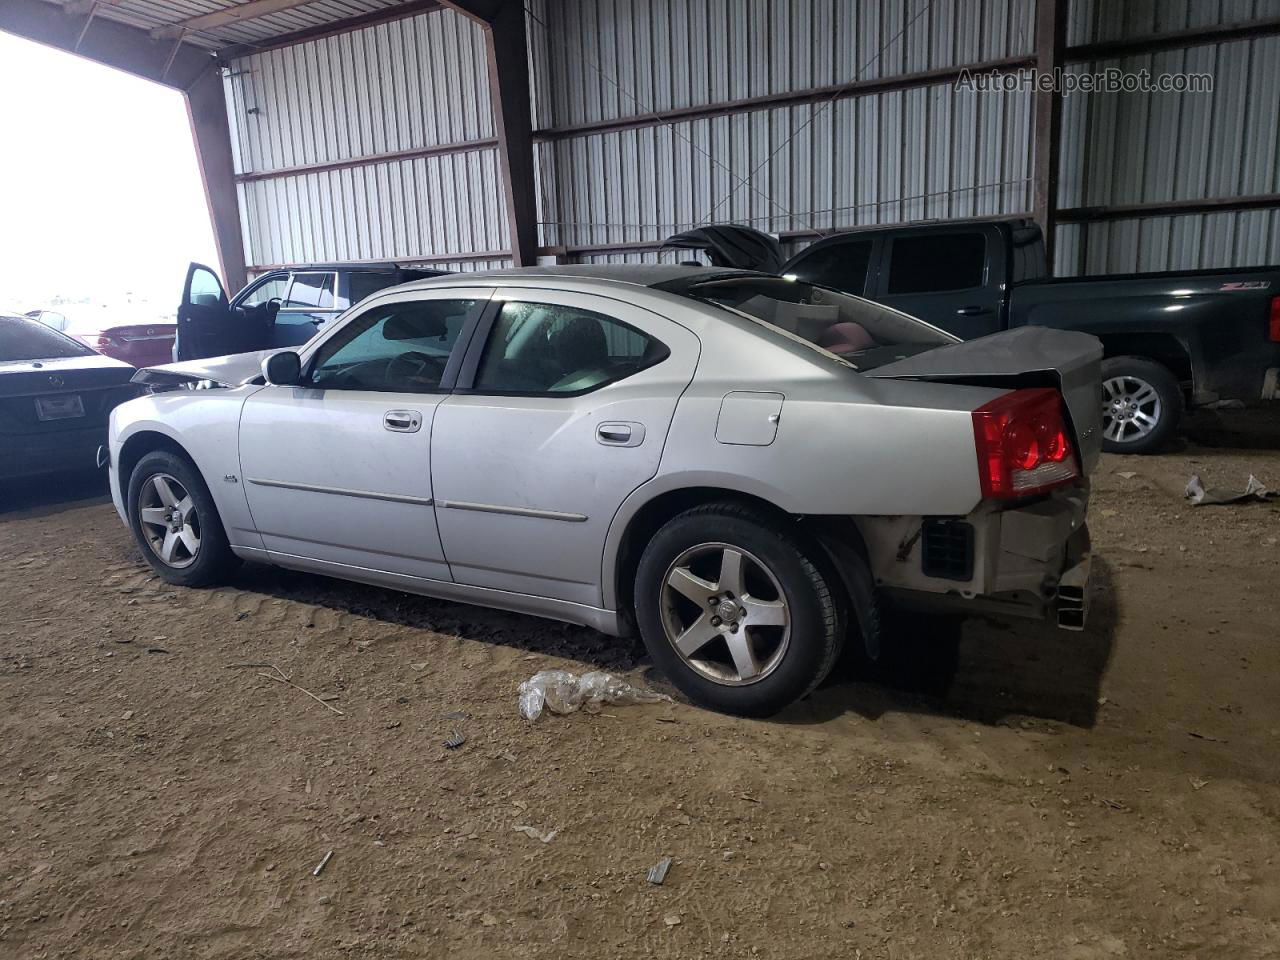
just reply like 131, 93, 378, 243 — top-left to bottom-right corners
2, 409, 1279, 960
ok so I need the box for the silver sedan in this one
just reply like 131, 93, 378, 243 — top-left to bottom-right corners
108, 266, 1099, 716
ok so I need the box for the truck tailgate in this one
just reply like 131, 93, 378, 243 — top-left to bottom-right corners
867, 326, 1104, 473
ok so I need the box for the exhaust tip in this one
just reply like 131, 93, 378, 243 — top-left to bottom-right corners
1056, 583, 1086, 631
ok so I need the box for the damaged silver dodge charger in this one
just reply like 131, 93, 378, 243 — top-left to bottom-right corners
107, 266, 1098, 716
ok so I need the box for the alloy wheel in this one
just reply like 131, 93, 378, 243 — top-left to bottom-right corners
137, 473, 201, 569
1102, 374, 1162, 445
659, 542, 790, 685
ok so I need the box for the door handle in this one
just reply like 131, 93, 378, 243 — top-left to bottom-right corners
383, 410, 423, 433
955, 305, 992, 316
597, 421, 645, 447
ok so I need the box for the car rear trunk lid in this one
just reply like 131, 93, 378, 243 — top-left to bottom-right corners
867, 326, 1104, 473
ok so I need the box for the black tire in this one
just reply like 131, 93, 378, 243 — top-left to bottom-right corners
1101, 356, 1182, 454
634, 502, 845, 717
127, 449, 240, 587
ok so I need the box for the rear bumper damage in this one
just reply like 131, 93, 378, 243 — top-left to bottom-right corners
854, 484, 1092, 629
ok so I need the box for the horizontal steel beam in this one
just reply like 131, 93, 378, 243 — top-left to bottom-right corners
235, 138, 499, 183
533, 55, 1036, 140
1065, 16, 1280, 63
1057, 193, 1280, 224
154, 0, 329, 38
217, 0, 442, 58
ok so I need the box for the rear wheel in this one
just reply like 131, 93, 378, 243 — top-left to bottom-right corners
1100, 356, 1181, 454
634, 503, 844, 717
127, 450, 240, 586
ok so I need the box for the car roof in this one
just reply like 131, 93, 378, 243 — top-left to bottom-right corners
405, 264, 758, 290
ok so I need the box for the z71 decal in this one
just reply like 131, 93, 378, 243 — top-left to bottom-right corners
1220, 280, 1271, 291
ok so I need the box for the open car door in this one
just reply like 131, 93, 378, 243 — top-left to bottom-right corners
175, 263, 270, 361
662, 225, 785, 272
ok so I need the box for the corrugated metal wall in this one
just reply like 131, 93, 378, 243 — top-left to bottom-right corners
225, 7, 509, 271
1056, 19, 1280, 275
221, 0, 1278, 279
529, 0, 1038, 259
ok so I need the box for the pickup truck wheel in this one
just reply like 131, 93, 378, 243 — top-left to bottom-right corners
1100, 357, 1182, 454
634, 503, 844, 717
127, 450, 240, 587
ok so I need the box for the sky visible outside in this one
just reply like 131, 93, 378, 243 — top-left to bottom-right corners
0, 31, 218, 322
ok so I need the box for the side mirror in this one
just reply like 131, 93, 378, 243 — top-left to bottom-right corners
262, 351, 302, 386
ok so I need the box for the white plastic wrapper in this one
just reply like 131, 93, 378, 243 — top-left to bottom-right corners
518, 669, 670, 720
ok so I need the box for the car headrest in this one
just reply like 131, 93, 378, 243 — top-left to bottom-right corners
549, 315, 608, 370
817, 321, 875, 354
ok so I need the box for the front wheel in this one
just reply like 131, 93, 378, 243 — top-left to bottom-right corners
127, 450, 240, 587
1100, 356, 1182, 454
633, 503, 844, 717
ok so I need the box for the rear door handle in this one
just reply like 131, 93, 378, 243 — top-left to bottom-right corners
597, 421, 645, 447
955, 305, 992, 316
384, 410, 423, 433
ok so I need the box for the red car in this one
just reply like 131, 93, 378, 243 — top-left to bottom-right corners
31, 308, 176, 368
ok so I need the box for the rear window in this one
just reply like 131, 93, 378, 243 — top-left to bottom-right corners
667, 276, 954, 370
0, 317, 95, 362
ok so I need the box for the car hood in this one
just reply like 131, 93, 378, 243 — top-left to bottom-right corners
869, 326, 1104, 473
131, 349, 278, 389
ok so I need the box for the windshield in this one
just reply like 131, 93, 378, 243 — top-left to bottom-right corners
667, 275, 956, 370
0, 316, 95, 362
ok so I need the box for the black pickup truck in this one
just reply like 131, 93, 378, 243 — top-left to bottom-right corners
667, 219, 1280, 453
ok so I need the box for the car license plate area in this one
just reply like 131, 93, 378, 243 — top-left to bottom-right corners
35, 394, 85, 421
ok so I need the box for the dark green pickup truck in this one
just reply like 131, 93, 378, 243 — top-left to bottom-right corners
667, 219, 1280, 453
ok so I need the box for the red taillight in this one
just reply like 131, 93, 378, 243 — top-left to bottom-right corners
972, 388, 1079, 499
1269, 296, 1280, 343
95, 335, 115, 348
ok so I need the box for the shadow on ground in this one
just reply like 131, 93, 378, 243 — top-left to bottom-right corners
0, 471, 110, 518
221, 551, 1118, 730
1179, 405, 1280, 451
791, 556, 1120, 730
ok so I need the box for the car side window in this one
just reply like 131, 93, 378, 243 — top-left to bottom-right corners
885, 233, 986, 294
308, 299, 476, 394
284, 273, 336, 309
788, 240, 872, 295
240, 276, 289, 309
472, 301, 668, 395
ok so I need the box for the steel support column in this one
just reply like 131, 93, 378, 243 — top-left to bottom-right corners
1032, 0, 1068, 275
444, 0, 539, 266
185, 69, 248, 292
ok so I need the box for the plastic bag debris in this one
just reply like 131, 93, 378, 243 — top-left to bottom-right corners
517, 669, 671, 720
513, 824, 558, 843
1185, 473, 1277, 506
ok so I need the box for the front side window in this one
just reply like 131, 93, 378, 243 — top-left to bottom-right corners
188, 266, 225, 306
789, 240, 873, 295
472, 301, 668, 395
885, 233, 986, 294
240, 275, 289, 309
284, 273, 336, 309
308, 299, 476, 393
